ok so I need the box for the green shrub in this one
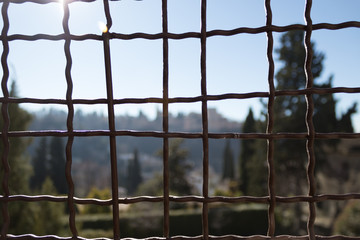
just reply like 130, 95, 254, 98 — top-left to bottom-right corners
82, 187, 111, 214
79, 229, 113, 239
77, 205, 269, 238
170, 210, 203, 236
209, 205, 268, 235
333, 200, 360, 235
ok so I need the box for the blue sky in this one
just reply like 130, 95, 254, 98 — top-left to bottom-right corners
1, 0, 360, 131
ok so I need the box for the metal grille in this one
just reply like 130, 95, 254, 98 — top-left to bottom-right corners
1, 0, 360, 239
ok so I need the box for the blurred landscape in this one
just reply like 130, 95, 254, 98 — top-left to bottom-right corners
27, 107, 241, 197
2, 105, 359, 238
1, 29, 360, 238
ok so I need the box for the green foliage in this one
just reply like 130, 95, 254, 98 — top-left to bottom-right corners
209, 205, 268, 235
49, 137, 67, 194
245, 139, 268, 196
131, 174, 163, 213
276, 31, 324, 91
77, 213, 113, 230
271, 30, 356, 195
169, 210, 202, 236
0, 83, 33, 195
32, 177, 66, 235
126, 148, 143, 195
273, 31, 321, 185
222, 140, 235, 180
239, 108, 256, 195
1, 84, 68, 235
333, 200, 360, 235
265, 30, 357, 233
77, 205, 268, 237
167, 139, 193, 195
78, 229, 114, 239
6, 202, 39, 235
0, 82, 34, 234
214, 180, 242, 197
239, 108, 267, 196
82, 187, 111, 214
136, 173, 163, 196
337, 103, 357, 133
134, 139, 193, 210
30, 138, 48, 190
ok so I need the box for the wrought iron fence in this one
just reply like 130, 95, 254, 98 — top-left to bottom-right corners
1, 0, 360, 239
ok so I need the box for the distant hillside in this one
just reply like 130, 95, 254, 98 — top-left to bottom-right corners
27, 108, 242, 195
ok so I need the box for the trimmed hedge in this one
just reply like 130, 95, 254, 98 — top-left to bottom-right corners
78, 205, 268, 238
209, 206, 268, 235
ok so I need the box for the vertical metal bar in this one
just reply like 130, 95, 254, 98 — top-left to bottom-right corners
162, 0, 170, 237
304, 0, 316, 239
0, 1, 10, 238
104, 31, 121, 240
102, 0, 120, 238
62, 0, 78, 237
200, 0, 209, 239
264, 0, 276, 237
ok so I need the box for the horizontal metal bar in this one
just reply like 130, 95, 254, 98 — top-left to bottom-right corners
2, 193, 360, 204
2, 131, 360, 139
2, 21, 360, 42
1, 87, 359, 106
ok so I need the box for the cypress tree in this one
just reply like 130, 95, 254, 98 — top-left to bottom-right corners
269, 30, 357, 232
30, 138, 48, 190
222, 140, 235, 180
239, 108, 257, 194
272, 31, 356, 195
126, 148, 143, 195
48, 137, 67, 194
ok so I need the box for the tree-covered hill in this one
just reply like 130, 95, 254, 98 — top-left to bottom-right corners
27, 108, 242, 195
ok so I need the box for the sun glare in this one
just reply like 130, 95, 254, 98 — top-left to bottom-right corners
58, 0, 64, 13
98, 21, 108, 33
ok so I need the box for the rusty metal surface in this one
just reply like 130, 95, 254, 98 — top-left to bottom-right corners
1, 0, 360, 239
200, 0, 209, 239
304, 1, 316, 239
161, 0, 170, 237
62, 0, 78, 237
264, 0, 276, 237
1, 1, 11, 238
